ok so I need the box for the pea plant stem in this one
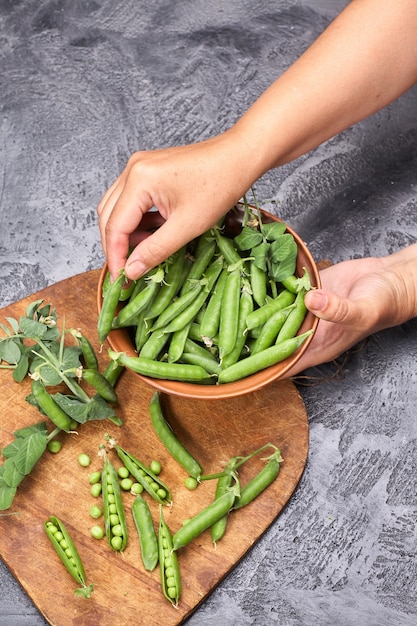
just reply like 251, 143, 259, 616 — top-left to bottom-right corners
199, 442, 279, 481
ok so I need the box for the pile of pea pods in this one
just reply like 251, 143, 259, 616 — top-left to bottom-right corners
45, 391, 283, 607
98, 206, 314, 384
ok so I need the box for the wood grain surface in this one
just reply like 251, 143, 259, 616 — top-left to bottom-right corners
0, 270, 308, 626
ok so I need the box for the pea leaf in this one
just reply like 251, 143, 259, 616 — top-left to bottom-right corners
19, 317, 49, 339
13, 353, 29, 382
234, 226, 263, 251
0, 338, 22, 365
11, 431, 47, 476
251, 242, 269, 272
52, 393, 90, 423
3, 457, 25, 488
269, 234, 298, 263
262, 221, 287, 241
5, 317, 20, 333
14, 422, 48, 439
0, 470, 17, 511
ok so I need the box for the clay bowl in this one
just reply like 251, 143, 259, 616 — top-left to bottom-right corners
97, 205, 320, 400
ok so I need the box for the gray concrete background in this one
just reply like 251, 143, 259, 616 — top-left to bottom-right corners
1, 1, 417, 624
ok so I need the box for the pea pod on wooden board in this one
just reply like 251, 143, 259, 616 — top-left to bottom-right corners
101, 449, 128, 551
31, 378, 72, 433
158, 505, 181, 606
172, 482, 239, 551
132, 496, 159, 571
113, 442, 171, 505
210, 456, 240, 544
44, 515, 95, 598
149, 392, 203, 480
234, 447, 283, 510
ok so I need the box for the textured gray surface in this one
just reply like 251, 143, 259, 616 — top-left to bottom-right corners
1, 1, 417, 624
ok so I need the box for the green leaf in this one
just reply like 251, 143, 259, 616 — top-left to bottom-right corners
25, 299, 46, 319
234, 226, 263, 251
12, 431, 47, 476
19, 317, 49, 339
52, 393, 90, 423
269, 257, 297, 283
251, 242, 269, 272
262, 222, 287, 241
0, 469, 17, 511
0, 338, 22, 365
3, 457, 25, 488
269, 234, 298, 263
13, 353, 29, 382
5, 317, 19, 333
86, 394, 121, 422
14, 422, 48, 439
1, 440, 20, 459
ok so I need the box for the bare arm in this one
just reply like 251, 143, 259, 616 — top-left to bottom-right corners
98, 0, 417, 280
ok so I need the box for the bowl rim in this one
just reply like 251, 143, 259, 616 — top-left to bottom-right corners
97, 205, 321, 400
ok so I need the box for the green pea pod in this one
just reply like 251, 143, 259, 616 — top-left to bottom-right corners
172, 485, 238, 551
44, 516, 95, 598
112, 267, 165, 328
245, 289, 296, 331
159, 505, 181, 606
81, 368, 118, 404
220, 281, 254, 369
218, 267, 242, 360
158, 256, 224, 335
102, 359, 124, 387
150, 283, 203, 332
147, 247, 187, 319
31, 378, 72, 433
211, 457, 239, 543
218, 330, 313, 384
199, 267, 228, 342
250, 304, 294, 355
101, 453, 128, 551
234, 448, 283, 509
167, 323, 193, 363
180, 236, 216, 294
132, 496, 159, 571
70, 329, 99, 370
275, 289, 308, 343
98, 271, 125, 344
109, 351, 211, 383
250, 261, 268, 307
149, 392, 203, 479
115, 444, 171, 505
214, 230, 241, 265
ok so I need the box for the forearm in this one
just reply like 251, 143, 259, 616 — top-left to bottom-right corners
231, 0, 417, 180
379, 243, 417, 327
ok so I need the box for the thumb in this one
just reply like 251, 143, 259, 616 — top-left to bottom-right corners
304, 289, 361, 326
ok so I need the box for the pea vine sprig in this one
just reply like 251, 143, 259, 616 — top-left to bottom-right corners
0, 299, 122, 510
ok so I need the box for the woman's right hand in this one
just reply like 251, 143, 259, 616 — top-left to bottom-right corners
97, 130, 259, 281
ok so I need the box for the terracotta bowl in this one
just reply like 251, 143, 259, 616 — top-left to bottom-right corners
97, 205, 320, 400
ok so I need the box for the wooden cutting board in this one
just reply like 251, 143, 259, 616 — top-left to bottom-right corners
0, 269, 309, 626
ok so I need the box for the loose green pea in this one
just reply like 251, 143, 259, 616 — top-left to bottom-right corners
184, 476, 198, 490
47, 440, 62, 454
90, 483, 102, 498
89, 471, 101, 485
120, 477, 133, 491
117, 466, 130, 479
91, 525, 104, 540
149, 460, 162, 475
78, 453, 91, 468
131, 483, 144, 495
89, 505, 103, 520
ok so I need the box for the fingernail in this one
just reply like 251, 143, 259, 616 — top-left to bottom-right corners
125, 259, 148, 279
306, 290, 327, 312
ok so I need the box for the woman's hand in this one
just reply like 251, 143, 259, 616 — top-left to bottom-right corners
97, 130, 260, 281
286, 245, 417, 377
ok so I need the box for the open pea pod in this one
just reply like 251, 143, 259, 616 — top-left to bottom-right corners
44, 515, 95, 598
